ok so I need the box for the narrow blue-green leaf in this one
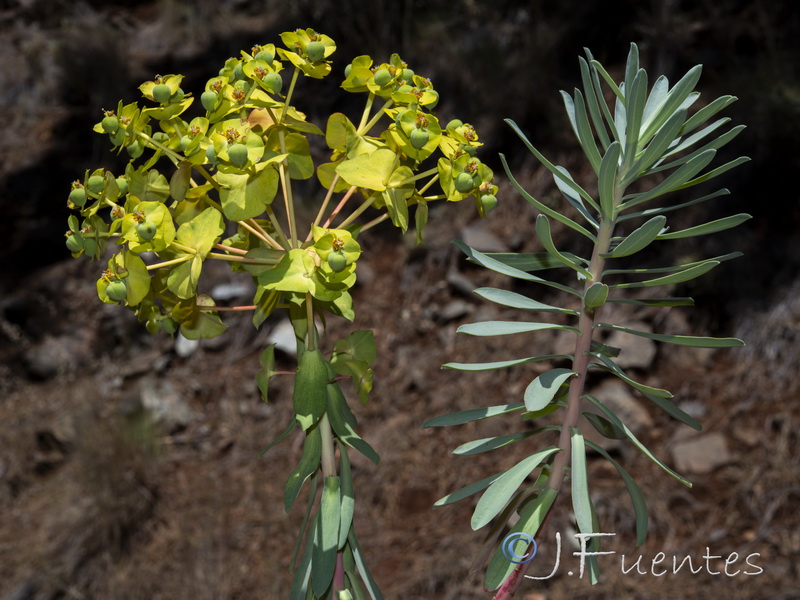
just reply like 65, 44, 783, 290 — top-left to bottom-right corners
293, 349, 328, 431
259, 418, 297, 456
590, 59, 625, 102
604, 251, 741, 275
680, 95, 737, 136
554, 167, 600, 229
454, 431, 535, 456
571, 89, 603, 173
662, 117, 731, 158
570, 428, 594, 538
475, 287, 579, 315
423, 402, 525, 428
590, 339, 620, 357
619, 149, 717, 210
607, 297, 694, 307
579, 56, 611, 150
347, 528, 384, 600
614, 89, 627, 148
453, 240, 582, 297
484, 251, 587, 272
338, 444, 355, 550
641, 389, 702, 430
472, 446, 560, 530
606, 215, 666, 258
650, 126, 745, 173
674, 156, 751, 190
344, 569, 366, 600
584, 394, 691, 487
623, 43, 639, 94
525, 368, 577, 412
596, 323, 745, 348
626, 108, 686, 182
583, 411, 626, 440
291, 473, 318, 573
501, 152, 599, 240
443, 354, 573, 372
327, 384, 380, 465
504, 120, 600, 212
624, 69, 647, 162
434, 472, 502, 507
536, 214, 594, 279
642, 75, 669, 128
485, 487, 559, 590
591, 354, 672, 398
585, 439, 649, 546
639, 64, 702, 144
285, 424, 322, 512
458, 321, 580, 337
617, 189, 730, 222
312, 476, 341, 596
611, 260, 719, 288
584, 50, 620, 142
289, 513, 315, 600
598, 141, 622, 219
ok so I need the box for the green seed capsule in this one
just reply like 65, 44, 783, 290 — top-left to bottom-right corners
101, 115, 119, 134
409, 128, 430, 149
126, 140, 143, 158
201, 90, 218, 112
179, 135, 191, 151
401, 68, 415, 82
344, 64, 352, 78
228, 143, 248, 167
480, 194, 498, 213
206, 145, 218, 164
373, 68, 392, 86
152, 83, 172, 104
152, 131, 169, 143
87, 175, 105, 194
306, 41, 325, 62
106, 280, 127, 302
425, 90, 439, 109
69, 188, 87, 207
170, 87, 185, 102
66, 234, 84, 253
137, 221, 158, 240
116, 177, 128, 195
161, 317, 178, 335
455, 172, 475, 192
255, 50, 274, 63
265, 72, 283, 94
327, 250, 348, 273
447, 119, 463, 131
233, 63, 245, 81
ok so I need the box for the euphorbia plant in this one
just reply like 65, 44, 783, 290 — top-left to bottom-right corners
63, 28, 496, 599
427, 44, 749, 597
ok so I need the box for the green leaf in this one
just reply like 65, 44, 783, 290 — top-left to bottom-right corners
584, 394, 691, 487
285, 424, 322, 512
338, 444, 355, 550
258, 417, 296, 456
500, 152, 598, 240
482, 251, 586, 272
454, 427, 559, 456
585, 440, 649, 545
583, 411, 626, 440
293, 349, 329, 431
524, 369, 576, 412
336, 148, 397, 191
626, 108, 687, 181
562, 89, 602, 173
674, 156, 750, 190
640, 389, 702, 430
415, 198, 428, 245
312, 476, 341, 596
579, 56, 611, 150
382, 165, 414, 232
348, 527, 384, 600
604, 251, 741, 275
175, 206, 225, 257
289, 513, 315, 600
570, 428, 594, 538
611, 260, 720, 288
606, 215, 666, 258
598, 141, 622, 219
623, 69, 647, 162
639, 64, 703, 144
535, 214, 594, 279
331, 330, 376, 404
474, 287, 579, 315
327, 383, 380, 465
485, 487, 558, 590
217, 167, 280, 221
453, 240, 582, 297
291, 473, 318, 574
595, 323, 745, 348
607, 297, 694, 307
178, 295, 228, 339
434, 472, 503, 506
458, 321, 579, 337
255, 344, 277, 403
553, 166, 599, 228
656, 213, 751, 240
617, 188, 731, 222
680, 95, 738, 136
422, 402, 525, 428
591, 353, 672, 398
442, 354, 573, 372
471, 446, 559, 530
583, 282, 609, 309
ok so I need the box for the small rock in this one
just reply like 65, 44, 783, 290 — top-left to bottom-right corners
23, 330, 93, 380
268, 319, 297, 356
671, 432, 730, 474
459, 222, 508, 253
174, 333, 200, 358
210, 282, 253, 302
139, 378, 196, 431
436, 300, 472, 323
605, 321, 657, 369
446, 268, 477, 297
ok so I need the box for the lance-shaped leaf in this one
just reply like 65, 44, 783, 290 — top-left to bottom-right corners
454, 427, 558, 456
336, 148, 397, 191
285, 424, 322, 511
625, 108, 686, 182
579, 56, 612, 150
584, 394, 691, 487
258, 418, 296, 456
485, 487, 559, 590
472, 446, 559, 530
675, 156, 750, 190
605, 215, 666, 258
327, 382, 380, 465
591, 353, 672, 398
617, 188, 731, 222
640, 388, 702, 431
291, 473, 318, 574
570, 428, 594, 540
639, 64, 702, 144
598, 141, 622, 219
585, 440, 648, 545
604, 251, 741, 275
458, 321, 580, 337
255, 344, 277, 403
623, 69, 647, 162
442, 354, 573, 372
524, 369, 577, 412
338, 444, 355, 550
607, 297, 694, 307
423, 402, 525, 428
562, 89, 602, 173
536, 214, 593, 279
347, 527, 384, 600
434, 472, 503, 507
482, 251, 586, 272
583, 411, 626, 440
595, 322, 745, 348
680, 94, 738, 136
474, 287, 579, 315
611, 259, 720, 289
383, 165, 414, 232
656, 213, 751, 240
554, 166, 599, 228
642, 75, 669, 128
312, 476, 341, 596
289, 512, 315, 600
293, 349, 329, 431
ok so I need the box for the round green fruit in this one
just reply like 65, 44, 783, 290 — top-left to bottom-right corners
401, 68, 415, 82
306, 41, 325, 62
86, 175, 105, 194
65, 234, 84, 253
137, 221, 158, 240
480, 194, 498, 213
255, 49, 274, 63
233, 63, 245, 81
265, 72, 283, 94
447, 119, 463, 131
179, 135, 191, 151
161, 317, 178, 335
327, 250, 348, 273
116, 177, 128, 195
170, 87, 185, 102
152, 131, 169, 143
69, 188, 87, 207
373, 68, 392, 86
228, 143, 248, 167
101, 115, 119, 133
106, 280, 127, 302
206, 145, 218, 164
409, 128, 430, 149
201, 90, 218, 112
455, 172, 475, 192
126, 140, 143, 158
344, 64, 352, 78
152, 83, 172, 104
425, 90, 439, 108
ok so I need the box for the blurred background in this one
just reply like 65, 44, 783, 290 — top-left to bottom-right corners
0, 0, 798, 598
